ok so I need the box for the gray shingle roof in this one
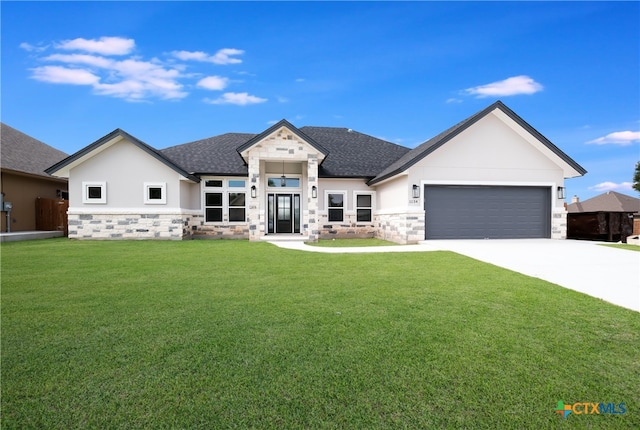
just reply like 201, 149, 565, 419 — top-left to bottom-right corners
300, 126, 410, 177
161, 127, 410, 178
567, 191, 640, 213
1, 123, 68, 178
368, 100, 587, 185
161, 133, 256, 176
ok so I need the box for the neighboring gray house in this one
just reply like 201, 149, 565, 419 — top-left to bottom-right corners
46, 101, 587, 243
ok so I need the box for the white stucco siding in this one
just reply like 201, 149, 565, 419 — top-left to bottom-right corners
317, 178, 372, 211
374, 176, 408, 212
406, 112, 565, 208
180, 181, 201, 210
410, 113, 564, 183
69, 139, 185, 209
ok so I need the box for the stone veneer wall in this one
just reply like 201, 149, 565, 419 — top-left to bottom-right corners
187, 214, 250, 239
551, 209, 568, 239
318, 213, 376, 239
68, 212, 189, 240
375, 211, 425, 244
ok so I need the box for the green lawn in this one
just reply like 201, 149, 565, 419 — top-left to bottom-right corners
601, 243, 640, 252
2, 239, 639, 429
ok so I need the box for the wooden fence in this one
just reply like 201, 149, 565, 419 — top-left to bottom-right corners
35, 198, 69, 236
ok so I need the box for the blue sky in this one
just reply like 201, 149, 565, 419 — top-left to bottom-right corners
2, 1, 638, 201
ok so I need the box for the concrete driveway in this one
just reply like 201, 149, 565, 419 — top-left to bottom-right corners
272, 239, 640, 312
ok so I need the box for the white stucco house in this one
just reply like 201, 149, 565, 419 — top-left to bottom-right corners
46, 101, 586, 243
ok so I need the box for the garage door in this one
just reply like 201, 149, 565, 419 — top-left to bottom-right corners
424, 185, 551, 239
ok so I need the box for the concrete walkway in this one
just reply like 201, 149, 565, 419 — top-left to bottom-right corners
270, 239, 640, 312
0, 230, 64, 242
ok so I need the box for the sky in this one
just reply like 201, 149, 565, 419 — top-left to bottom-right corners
1, 1, 639, 201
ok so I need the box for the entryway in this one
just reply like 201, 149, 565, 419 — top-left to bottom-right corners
267, 193, 301, 234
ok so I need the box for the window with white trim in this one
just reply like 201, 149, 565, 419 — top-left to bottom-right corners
327, 192, 345, 222
356, 193, 373, 222
204, 179, 247, 223
144, 182, 166, 204
82, 182, 106, 204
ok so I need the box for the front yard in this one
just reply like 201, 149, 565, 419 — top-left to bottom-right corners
2, 239, 638, 428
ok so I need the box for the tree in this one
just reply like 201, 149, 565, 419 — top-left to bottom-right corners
634, 161, 640, 193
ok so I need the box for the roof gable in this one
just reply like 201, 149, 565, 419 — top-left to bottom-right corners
236, 119, 329, 160
45, 129, 200, 182
567, 191, 640, 213
368, 101, 587, 185
1, 123, 68, 178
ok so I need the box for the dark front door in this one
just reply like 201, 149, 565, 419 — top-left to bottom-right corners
268, 193, 301, 234
276, 194, 292, 233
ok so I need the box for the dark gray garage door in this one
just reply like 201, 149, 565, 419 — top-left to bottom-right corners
424, 185, 551, 239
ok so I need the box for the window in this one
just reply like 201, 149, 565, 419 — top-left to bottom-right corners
228, 192, 246, 222
82, 182, 106, 204
205, 192, 223, 222
356, 194, 372, 222
144, 182, 166, 204
267, 177, 301, 188
203, 178, 247, 223
327, 192, 345, 222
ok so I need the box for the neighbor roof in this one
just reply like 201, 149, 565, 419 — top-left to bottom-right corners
1, 123, 68, 178
368, 100, 587, 185
567, 191, 640, 213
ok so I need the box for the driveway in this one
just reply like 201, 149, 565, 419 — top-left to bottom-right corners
272, 239, 640, 312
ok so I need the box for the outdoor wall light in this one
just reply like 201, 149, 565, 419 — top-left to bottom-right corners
557, 186, 565, 200
311, 185, 317, 198
251, 185, 257, 198
412, 184, 420, 199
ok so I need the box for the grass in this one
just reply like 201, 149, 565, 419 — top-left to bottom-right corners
2, 239, 639, 429
601, 243, 640, 252
306, 238, 399, 247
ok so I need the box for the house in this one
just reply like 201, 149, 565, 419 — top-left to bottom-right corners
1, 123, 69, 232
567, 191, 640, 242
45, 101, 586, 243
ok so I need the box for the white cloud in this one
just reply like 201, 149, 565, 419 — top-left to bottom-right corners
171, 48, 243, 65
56, 37, 135, 56
588, 182, 633, 192
94, 79, 186, 101
36, 51, 186, 101
172, 50, 209, 61
23, 36, 256, 103
204, 92, 267, 105
446, 98, 462, 104
586, 131, 640, 145
464, 75, 543, 98
20, 42, 48, 53
197, 76, 229, 90
44, 53, 114, 68
30, 65, 100, 85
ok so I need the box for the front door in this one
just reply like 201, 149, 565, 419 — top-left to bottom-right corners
268, 193, 301, 234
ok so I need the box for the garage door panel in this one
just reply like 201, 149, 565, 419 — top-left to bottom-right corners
424, 186, 550, 239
